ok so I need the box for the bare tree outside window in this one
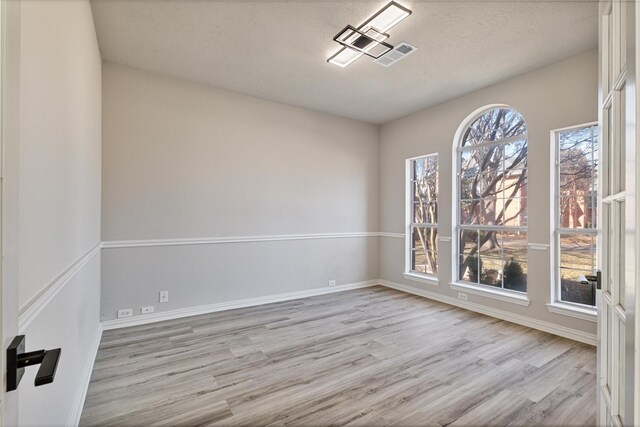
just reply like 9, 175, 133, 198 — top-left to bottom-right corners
409, 154, 438, 276
457, 108, 528, 292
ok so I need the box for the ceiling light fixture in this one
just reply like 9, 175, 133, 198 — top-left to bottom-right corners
327, 1, 412, 68
334, 26, 393, 58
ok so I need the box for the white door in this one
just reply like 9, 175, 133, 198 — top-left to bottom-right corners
597, 1, 636, 425
1, 0, 21, 424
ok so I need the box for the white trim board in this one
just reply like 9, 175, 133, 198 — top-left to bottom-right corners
547, 302, 597, 322
18, 243, 101, 333
102, 232, 380, 249
380, 280, 596, 346
378, 232, 405, 239
67, 324, 102, 427
101, 280, 379, 330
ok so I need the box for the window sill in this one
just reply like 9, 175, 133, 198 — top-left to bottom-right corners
403, 272, 439, 286
449, 282, 531, 306
546, 302, 597, 322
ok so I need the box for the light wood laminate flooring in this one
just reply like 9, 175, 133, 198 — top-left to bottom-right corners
80, 286, 596, 426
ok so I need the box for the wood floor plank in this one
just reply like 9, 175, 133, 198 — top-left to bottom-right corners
80, 286, 596, 426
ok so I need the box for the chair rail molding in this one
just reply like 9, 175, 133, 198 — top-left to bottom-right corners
102, 232, 381, 249
18, 243, 102, 332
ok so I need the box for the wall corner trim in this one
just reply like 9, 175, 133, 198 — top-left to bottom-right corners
101, 280, 379, 330
379, 279, 596, 346
18, 243, 102, 333
68, 322, 103, 427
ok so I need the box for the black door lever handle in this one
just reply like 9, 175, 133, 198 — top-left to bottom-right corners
7, 335, 61, 391
584, 270, 602, 290
34, 348, 61, 386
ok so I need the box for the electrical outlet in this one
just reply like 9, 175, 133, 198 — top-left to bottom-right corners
117, 309, 133, 318
458, 292, 468, 301
328, 280, 336, 287
141, 306, 154, 315
159, 291, 169, 303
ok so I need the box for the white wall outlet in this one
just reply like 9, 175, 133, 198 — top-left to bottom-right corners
159, 291, 169, 303
141, 306, 154, 315
458, 292, 468, 301
117, 308, 133, 318
328, 280, 336, 287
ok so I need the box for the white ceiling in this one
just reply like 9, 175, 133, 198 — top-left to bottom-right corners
90, 0, 598, 124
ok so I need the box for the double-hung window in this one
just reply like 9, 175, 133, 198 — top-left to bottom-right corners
406, 154, 439, 278
555, 124, 599, 308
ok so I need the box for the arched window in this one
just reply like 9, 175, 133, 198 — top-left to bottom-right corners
455, 106, 528, 293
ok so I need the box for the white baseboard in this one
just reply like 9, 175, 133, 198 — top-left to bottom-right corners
100, 278, 596, 345
68, 323, 103, 426
101, 280, 379, 330
380, 280, 596, 346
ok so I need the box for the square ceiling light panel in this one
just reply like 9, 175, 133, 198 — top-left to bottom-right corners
333, 25, 393, 58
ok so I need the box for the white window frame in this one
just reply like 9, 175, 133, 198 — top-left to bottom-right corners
547, 122, 599, 321
404, 153, 439, 285
450, 105, 531, 306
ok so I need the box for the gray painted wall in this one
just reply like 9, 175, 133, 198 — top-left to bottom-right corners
379, 49, 598, 336
16, 0, 102, 425
101, 64, 380, 321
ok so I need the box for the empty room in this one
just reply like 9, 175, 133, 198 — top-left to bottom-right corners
1, 0, 639, 426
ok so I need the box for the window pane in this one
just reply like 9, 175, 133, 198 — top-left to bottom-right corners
560, 234, 596, 272
460, 176, 480, 199
502, 198, 528, 227
461, 108, 527, 147
481, 198, 498, 225
503, 140, 528, 170
480, 256, 502, 287
413, 201, 437, 224
560, 268, 596, 306
411, 227, 438, 275
619, 88, 626, 193
411, 181, 420, 202
461, 149, 485, 178
478, 148, 503, 176
502, 231, 527, 263
559, 233, 596, 306
502, 169, 527, 198
414, 174, 438, 203
412, 156, 438, 226
459, 229, 477, 254
412, 157, 426, 180
559, 195, 597, 229
618, 201, 625, 308
460, 255, 479, 283
459, 230, 478, 283
504, 259, 527, 292
479, 230, 501, 258
460, 200, 481, 224
558, 125, 598, 231
427, 156, 438, 194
